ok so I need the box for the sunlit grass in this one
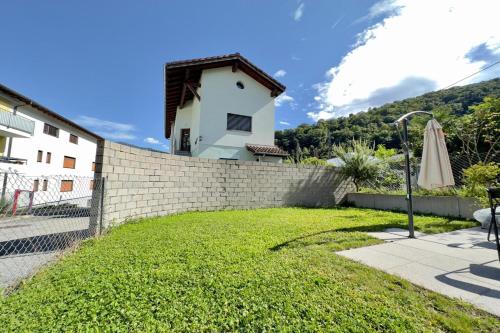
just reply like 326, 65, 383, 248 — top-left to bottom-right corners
0, 207, 496, 332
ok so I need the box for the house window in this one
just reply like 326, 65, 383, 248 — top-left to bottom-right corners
92, 162, 96, 171
37, 150, 43, 162
63, 156, 76, 169
42, 179, 48, 191
69, 134, 78, 144
227, 113, 252, 132
89, 179, 95, 190
43, 123, 59, 137
46, 152, 51, 164
33, 179, 39, 192
60, 180, 73, 192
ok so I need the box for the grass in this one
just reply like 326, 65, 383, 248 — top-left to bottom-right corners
0, 207, 498, 332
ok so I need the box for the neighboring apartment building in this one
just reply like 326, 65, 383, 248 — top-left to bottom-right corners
0, 84, 101, 205
164, 53, 288, 162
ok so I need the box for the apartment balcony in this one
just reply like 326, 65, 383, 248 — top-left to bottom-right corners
0, 111, 35, 138
0, 156, 27, 165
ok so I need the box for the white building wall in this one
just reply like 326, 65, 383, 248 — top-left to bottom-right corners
6, 106, 97, 178
194, 67, 276, 161
0, 93, 98, 206
172, 101, 193, 152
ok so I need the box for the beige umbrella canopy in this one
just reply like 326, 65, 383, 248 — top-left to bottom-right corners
417, 119, 455, 190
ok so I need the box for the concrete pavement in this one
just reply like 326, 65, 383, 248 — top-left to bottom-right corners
338, 227, 500, 317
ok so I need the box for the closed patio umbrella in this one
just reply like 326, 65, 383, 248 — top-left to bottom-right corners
417, 119, 455, 190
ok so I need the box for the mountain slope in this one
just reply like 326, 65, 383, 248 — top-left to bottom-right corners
275, 78, 500, 159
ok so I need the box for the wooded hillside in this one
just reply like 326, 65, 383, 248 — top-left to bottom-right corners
275, 78, 500, 161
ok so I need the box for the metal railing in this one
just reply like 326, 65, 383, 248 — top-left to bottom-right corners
0, 111, 35, 135
0, 170, 104, 289
0, 157, 27, 165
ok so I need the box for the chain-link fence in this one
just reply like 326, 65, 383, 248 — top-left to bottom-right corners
0, 170, 104, 289
362, 153, 500, 194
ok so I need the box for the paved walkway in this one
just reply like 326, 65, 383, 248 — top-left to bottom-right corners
338, 227, 500, 317
0, 215, 92, 288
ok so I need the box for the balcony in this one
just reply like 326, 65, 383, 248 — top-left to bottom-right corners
0, 156, 27, 165
0, 111, 35, 137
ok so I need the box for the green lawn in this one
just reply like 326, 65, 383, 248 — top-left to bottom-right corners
1, 208, 498, 332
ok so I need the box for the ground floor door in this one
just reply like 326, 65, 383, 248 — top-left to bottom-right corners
180, 128, 190, 151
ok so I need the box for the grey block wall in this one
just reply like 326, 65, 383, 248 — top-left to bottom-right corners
346, 193, 481, 220
95, 140, 350, 227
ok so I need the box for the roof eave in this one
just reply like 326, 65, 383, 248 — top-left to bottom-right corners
0, 83, 103, 141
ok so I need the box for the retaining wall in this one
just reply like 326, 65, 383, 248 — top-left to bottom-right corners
95, 141, 351, 227
346, 192, 481, 220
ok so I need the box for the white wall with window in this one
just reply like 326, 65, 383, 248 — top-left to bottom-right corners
195, 67, 276, 160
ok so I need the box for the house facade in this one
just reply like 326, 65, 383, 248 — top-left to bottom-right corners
0, 84, 100, 205
164, 53, 288, 162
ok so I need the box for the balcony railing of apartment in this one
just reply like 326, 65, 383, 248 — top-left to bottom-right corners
0, 156, 27, 164
0, 111, 35, 135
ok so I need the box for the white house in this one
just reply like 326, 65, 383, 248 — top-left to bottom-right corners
164, 53, 288, 162
0, 84, 100, 206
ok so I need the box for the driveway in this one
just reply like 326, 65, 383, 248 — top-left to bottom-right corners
338, 227, 500, 317
0, 214, 94, 288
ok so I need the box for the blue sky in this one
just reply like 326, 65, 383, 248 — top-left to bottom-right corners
1, 0, 499, 150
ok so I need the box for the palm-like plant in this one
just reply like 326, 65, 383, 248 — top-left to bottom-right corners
332, 139, 380, 191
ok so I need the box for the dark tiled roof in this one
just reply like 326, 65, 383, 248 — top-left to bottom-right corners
246, 144, 289, 157
164, 53, 286, 138
0, 83, 102, 140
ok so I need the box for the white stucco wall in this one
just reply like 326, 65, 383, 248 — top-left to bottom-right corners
195, 67, 276, 161
172, 99, 201, 153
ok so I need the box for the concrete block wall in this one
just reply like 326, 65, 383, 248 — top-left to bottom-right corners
94, 141, 350, 227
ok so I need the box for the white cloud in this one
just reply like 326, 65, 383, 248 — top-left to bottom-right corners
309, 0, 500, 121
144, 137, 160, 144
273, 69, 287, 78
76, 115, 136, 140
275, 92, 295, 108
279, 121, 291, 126
293, 2, 305, 21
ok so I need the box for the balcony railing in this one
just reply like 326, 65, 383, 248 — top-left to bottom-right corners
0, 111, 35, 135
0, 156, 27, 164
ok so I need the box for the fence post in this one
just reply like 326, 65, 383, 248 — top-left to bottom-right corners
99, 177, 105, 235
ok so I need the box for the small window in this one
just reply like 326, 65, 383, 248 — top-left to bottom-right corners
227, 113, 252, 132
92, 162, 96, 172
60, 180, 73, 192
37, 150, 43, 162
42, 179, 48, 191
33, 179, 39, 192
43, 123, 59, 137
46, 152, 51, 164
236, 81, 245, 89
89, 179, 95, 190
63, 156, 76, 169
69, 134, 78, 144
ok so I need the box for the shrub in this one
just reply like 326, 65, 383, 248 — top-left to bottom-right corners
332, 140, 380, 191
462, 162, 500, 197
300, 157, 327, 166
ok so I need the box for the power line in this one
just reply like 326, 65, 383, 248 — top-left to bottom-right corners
441, 59, 500, 90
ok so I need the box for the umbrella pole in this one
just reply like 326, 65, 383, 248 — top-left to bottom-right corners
402, 118, 415, 238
